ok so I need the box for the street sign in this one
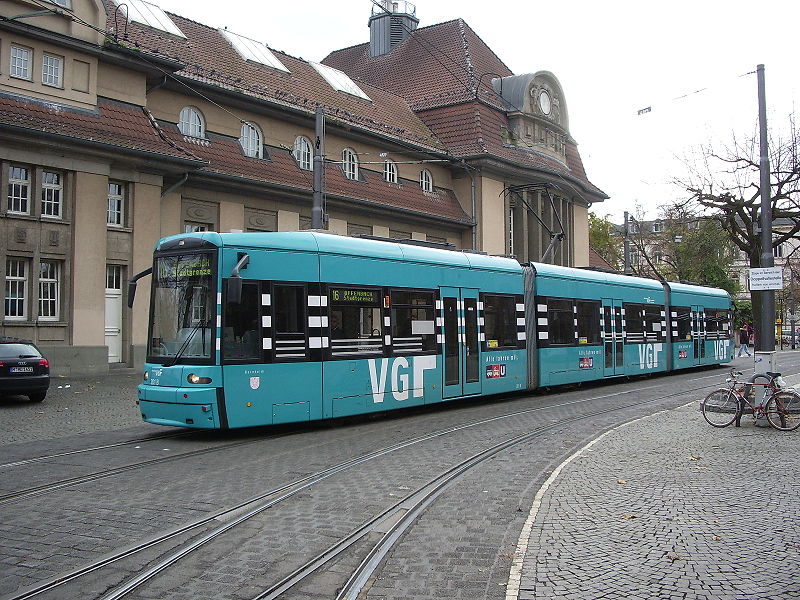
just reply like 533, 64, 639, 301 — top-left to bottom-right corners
749, 267, 783, 291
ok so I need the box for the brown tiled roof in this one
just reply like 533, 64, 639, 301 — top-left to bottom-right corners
323, 20, 606, 200
157, 126, 470, 223
323, 19, 512, 112
589, 247, 615, 270
104, 4, 445, 152
417, 102, 606, 197
0, 93, 201, 163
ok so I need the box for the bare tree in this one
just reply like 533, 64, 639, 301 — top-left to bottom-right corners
675, 114, 800, 339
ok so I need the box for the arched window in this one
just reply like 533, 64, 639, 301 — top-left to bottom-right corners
293, 136, 312, 170
178, 106, 205, 138
239, 122, 262, 158
383, 160, 397, 183
342, 148, 359, 181
420, 169, 433, 192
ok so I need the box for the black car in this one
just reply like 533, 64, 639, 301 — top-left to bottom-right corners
0, 338, 50, 402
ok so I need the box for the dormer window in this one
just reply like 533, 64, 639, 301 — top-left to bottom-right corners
293, 136, 312, 170
342, 148, 359, 180
420, 169, 433, 192
652, 221, 663, 233
239, 122, 263, 158
179, 107, 205, 138
383, 160, 397, 183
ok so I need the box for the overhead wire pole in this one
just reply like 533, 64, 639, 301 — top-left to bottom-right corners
757, 64, 775, 352
312, 106, 325, 230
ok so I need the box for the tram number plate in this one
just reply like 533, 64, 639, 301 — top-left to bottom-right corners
10, 366, 34, 373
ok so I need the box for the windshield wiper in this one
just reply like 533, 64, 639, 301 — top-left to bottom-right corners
165, 318, 212, 367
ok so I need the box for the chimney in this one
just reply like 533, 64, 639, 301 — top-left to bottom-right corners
368, 1, 419, 57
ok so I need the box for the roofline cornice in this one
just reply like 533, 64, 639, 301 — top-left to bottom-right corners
187, 170, 473, 228
0, 122, 206, 170
460, 154, 608, 203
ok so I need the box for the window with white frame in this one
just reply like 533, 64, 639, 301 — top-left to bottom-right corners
5, 259, 28, 319
342, 148, 359, 180
42, 54, 64, 88
38, 261, 60, 320
41, 171, 63, 218
293, 136, 312, 170
8, 165, 31, 214
184, 222, 210, 233
383, 160, 398, 183
239, 122, 263, 158
178, 107, 205, 138
10, 45, 32, 80
774, 243, 785, 258
107, 182, 125, 226
107, 265, 122, 290
652, 221, 662, 233
419, 169, 433, 192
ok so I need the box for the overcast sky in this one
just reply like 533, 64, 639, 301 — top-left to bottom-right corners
150, 0, 799, 224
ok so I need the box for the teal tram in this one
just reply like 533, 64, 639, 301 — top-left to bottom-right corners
131, 231, 734, 429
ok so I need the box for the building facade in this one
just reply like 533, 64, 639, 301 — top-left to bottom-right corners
0, 0, 605, 375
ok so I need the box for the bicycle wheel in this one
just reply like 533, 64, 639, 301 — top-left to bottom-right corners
701, 389, 741, 428
765, 391, 800, 431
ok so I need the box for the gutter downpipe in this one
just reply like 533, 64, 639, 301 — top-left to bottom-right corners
161, 173, 188, 199
457, 160, 477, 250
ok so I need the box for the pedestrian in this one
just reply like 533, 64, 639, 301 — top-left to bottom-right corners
737, 323, 752, 357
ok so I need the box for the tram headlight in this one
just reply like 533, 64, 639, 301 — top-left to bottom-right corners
143, 372, 149, 381
187, 373, 212, 384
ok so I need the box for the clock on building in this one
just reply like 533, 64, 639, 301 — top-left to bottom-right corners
538, 89, 552, 116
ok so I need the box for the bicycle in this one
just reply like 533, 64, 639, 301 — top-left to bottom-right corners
701, 369, 800, 431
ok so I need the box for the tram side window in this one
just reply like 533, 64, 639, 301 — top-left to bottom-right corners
644, 305, 665, 342
675, 306, 692, 341
274, 285, 307, 360
547, 298, 575, 345
483, 294, 517, 349
222, 281, 261, 361
706, 309, 730, 340
576, 300, 601, 345
625, 304, 645, 344
330, 287, 383, 356
391, 290, 436, 354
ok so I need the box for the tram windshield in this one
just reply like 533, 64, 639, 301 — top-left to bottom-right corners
148, 252, 215, 363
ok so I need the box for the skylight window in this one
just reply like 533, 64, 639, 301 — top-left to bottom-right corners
112, 0, 185, 37
220, 30, 290, 73
310, 62, 371, 101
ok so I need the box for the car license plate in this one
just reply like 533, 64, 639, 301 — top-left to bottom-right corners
10, 366, 34, 373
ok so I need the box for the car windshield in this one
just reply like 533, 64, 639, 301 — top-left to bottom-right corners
0, 344, 41, 358
148, 253, 215, 363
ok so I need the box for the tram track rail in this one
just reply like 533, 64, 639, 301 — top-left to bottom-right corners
3, 368, 762, 600
0, 431, 194, 470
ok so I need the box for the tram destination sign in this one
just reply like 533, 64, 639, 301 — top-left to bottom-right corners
749, 266, 783, 291
329, 288, 380, 305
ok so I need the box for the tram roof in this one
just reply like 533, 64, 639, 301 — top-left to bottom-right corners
532, 263, 731, 300
162, 231, 523, 272
531, 263, 664, 290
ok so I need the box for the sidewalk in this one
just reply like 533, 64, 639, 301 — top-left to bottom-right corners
507, 379, 800, 600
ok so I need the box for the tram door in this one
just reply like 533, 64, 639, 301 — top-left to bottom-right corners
692, 306, 706, 364
441, 287, 481, 398
602, 299, 624, 376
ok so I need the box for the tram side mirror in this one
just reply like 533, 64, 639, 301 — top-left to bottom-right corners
226, 276, 243, 305
226, 253, 250, 305
127, 267, 153, 308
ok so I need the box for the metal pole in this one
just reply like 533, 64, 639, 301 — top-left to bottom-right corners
757, 64, 775, 351
312, 106, 325, 230
623, 211, 631, 275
